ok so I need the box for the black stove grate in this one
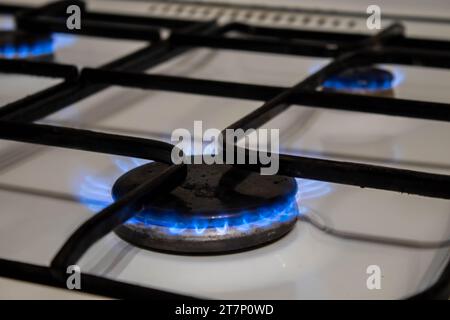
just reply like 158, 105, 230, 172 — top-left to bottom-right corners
0, 0, 449, 299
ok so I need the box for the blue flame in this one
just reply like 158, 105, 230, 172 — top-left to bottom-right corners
78, 175, 113, 212
77, 158, 333, 237
0, 33, 76, 59
390, 67, 405, 89
309, 63, 405, 91
295, 178, 333, 215
52, 33, 77, 50
296, 179, 332, 201
78, 157, 150, 212
0, 37, 54, 59
113, 157, 149, 174
322, 68, 394, 92
124, 196, 299, 236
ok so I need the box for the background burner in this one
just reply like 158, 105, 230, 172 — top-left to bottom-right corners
322, 66, 395, 97
112, 163, 299, 254
0, 31, 54, 60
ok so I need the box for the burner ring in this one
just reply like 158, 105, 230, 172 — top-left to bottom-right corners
112, 163, 299, 254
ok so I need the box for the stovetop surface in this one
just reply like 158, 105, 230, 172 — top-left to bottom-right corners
0, 0, 449, 299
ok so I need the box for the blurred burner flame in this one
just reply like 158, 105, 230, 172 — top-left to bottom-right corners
0, 33, 76, 59
309, 63, 405, 91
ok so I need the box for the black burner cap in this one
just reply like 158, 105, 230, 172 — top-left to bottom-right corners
112, 163, 299, 254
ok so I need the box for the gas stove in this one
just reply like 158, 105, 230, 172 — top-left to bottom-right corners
0, 0, 449, 300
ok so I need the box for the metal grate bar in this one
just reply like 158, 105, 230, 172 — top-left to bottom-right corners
50, 164, 187, 275
81, 68, 450, 123
0, 120, 449, 200
0, 258, 193, 299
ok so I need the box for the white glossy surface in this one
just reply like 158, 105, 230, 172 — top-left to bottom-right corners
0, 278, 105, 299
0, 0, 449, 299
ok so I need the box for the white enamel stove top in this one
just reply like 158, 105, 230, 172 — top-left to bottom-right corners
0, 0, 449, 299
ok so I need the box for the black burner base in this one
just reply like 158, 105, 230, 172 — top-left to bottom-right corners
115, 217, 296, 254
112, 163, 299, 254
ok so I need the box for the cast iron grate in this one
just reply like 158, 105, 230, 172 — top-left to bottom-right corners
0, 0, 449, 299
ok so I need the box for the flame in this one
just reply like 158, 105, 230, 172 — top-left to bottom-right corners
0, 33, 76, 59
309, 62, 405, 91
125, 198, 299, 236
77, 157, 333, 237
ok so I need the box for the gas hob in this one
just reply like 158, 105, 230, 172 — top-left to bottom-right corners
0, 0, 449, 300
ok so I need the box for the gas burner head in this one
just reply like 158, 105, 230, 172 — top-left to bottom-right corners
112, 163, 299, 254
0, 31, 54, 60
322, 66, 395, 97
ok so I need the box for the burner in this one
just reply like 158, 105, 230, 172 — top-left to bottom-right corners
112, 163, 299, 254
322, 66, 395, 97
0, 31, 54, 60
